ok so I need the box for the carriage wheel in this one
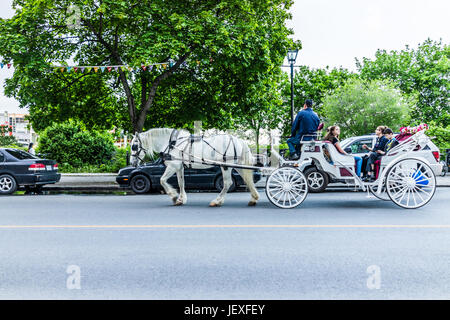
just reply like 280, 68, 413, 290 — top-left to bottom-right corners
386, 159, 436, 209
368, 179, 390, 201
265, 167, 308, 209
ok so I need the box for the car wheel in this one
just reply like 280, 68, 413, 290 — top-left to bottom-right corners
130, 174, 151, 194
215, 175, 236, 192
304, 167, 329, 193
0, 174, 18, 195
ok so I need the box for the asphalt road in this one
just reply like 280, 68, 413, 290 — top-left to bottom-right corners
0, 189, 449, 299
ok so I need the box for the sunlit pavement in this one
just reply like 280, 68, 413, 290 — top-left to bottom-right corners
0, 189, 449, 299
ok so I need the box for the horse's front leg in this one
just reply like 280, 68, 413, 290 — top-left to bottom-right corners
160, 164, 179, 204
175, 165, 187, 206
210, 167, 233, 207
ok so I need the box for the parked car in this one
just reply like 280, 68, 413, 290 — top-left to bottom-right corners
0, 148, 61, 195
116, 158, 262, 194
299, 133, 442, 193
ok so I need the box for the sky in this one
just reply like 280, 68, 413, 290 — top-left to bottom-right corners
1, 0, 449, 113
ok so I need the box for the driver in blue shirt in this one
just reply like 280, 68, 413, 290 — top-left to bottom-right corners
287, 99, 320, 160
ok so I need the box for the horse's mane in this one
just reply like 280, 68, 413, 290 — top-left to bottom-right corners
139, 128, 189, 157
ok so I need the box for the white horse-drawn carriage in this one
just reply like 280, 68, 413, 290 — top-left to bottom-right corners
130, 128, 437, 209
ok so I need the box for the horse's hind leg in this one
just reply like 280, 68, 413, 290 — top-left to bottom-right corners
160, 164, 179, 204
210, 167, 233, 207
236, 168, 259, 206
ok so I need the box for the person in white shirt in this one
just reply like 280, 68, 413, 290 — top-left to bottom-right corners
28, 142, 36, 155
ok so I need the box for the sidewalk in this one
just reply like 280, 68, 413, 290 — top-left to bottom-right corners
44, 173, 120, 191
42, 172, 450, 191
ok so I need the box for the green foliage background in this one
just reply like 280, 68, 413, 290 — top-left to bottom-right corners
37, 121, 116, 168
321, 79, 412, 139
356, 39, 449, 127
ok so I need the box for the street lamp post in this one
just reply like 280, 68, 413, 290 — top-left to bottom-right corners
287, 49, 299, 124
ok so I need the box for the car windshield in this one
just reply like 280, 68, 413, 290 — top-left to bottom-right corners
340, 138, 354, 147
5, 148, 38, 160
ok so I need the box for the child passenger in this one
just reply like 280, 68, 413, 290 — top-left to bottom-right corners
362, 126, 389, 181
378, 128, 399, 155
323, 126, 363, 177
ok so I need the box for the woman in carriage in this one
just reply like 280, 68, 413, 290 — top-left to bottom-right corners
323, 125, 363, 177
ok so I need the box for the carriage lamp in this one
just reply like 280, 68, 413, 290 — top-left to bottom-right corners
287, 49, 299, 124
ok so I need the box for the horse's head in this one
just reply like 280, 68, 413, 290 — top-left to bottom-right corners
130, 128, 175, 166
130, 132, 145, 167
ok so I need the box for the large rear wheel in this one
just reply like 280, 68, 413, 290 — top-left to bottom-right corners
386, 159, 436, 209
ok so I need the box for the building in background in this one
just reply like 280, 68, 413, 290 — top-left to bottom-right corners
0, 111, 37, 146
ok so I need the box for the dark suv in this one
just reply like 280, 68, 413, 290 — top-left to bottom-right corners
116, 158, 261, 194
0, 148, 61, 194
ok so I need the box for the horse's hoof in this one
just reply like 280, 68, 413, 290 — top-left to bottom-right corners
248, 201, 257, 206
172, 197, 178, 204
175, 199, 184, 206
209, 202, 221, 207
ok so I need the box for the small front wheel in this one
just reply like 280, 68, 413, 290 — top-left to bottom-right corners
368, 180, 390, 201
265, 167, 308, 209
130, 174, 151, 194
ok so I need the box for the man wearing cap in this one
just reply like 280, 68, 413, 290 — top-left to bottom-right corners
287, 99, 320, 160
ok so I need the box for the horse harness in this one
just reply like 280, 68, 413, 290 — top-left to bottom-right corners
162, 129, 240, 169
132, 133, 148, 163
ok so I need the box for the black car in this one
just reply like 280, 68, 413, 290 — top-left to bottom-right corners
0, 148, 61, 194
116, 158, 261, 194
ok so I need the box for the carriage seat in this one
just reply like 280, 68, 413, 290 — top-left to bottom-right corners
322, 141, 356, 168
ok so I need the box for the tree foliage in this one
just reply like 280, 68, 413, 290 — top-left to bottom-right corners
233, 71, 287, 153
37, 121, 116, 167
427, 123, 450, 155
356, 39, 450, 127
322, 79, 412, 138
0, 0, 298, 133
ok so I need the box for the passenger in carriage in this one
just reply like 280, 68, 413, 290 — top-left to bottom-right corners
287, 99, 320, 160
362, 126, 389, 181
378, 128, 399, 155
323, 126, 363, 177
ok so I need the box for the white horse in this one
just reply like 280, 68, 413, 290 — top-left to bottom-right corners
130, 128, 259, 207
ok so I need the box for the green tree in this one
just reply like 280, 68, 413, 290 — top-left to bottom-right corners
322, 79, 412, 138
0, 0, 298, 133
427, 123, 450, 156
356, 39, 450, 127
234, 73, 287, 154
280, 66, 355, 136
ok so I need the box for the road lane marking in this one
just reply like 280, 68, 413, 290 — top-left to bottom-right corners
1, 225, 450, 229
